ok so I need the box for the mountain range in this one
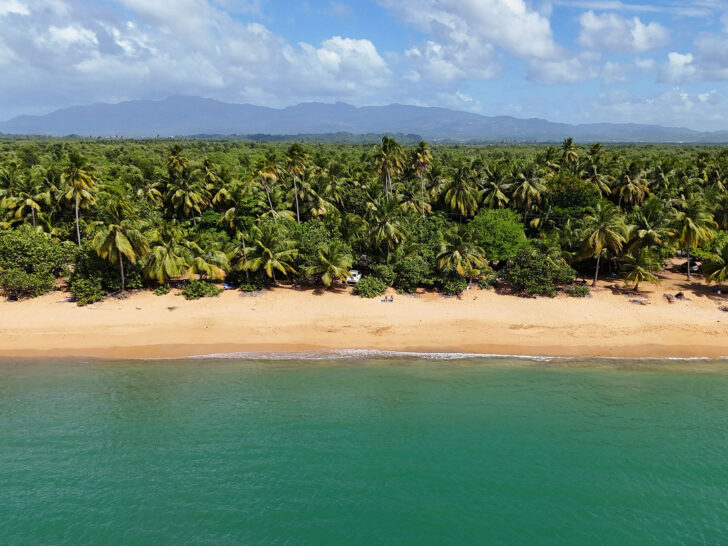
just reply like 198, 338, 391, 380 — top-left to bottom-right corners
1, 96, 726, 143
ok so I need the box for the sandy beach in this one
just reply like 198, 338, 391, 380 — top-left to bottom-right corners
0, 261, 726, 360
0, 262, 728, 358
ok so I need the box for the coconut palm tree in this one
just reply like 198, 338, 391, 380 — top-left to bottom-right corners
305, 240, 354, 288
437, 224, 488, 282
5, 176, 50, 227
92, 202, 149, 293
61, 152, 97, 247
561, 137, 579, 166
165, 170, 210, 223
253, 158, 279, 222
614, 162, 649, 207
443, 164, 479, 218
142, 224, 191, 284
286, 143, 308, 224
412, 141, 432, 217
480, 166, 512, 209
374, 136, 404, 201
673, 196, 717, 280
627, 197, 674, 251
622, 247, 661, 291
511, 165, 546, 210
244, 223, 298, 283
582, 202, 627, 286
703, 244, 728, 286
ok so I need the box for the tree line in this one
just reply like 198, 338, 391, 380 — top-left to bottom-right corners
1, 137, 728, 303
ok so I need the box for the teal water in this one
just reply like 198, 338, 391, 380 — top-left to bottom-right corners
2, 357, 728, 544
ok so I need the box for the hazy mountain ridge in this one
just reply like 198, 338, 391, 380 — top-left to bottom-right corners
1, 96, 725, 143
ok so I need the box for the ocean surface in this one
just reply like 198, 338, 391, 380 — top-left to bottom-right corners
2, 355, 728, 544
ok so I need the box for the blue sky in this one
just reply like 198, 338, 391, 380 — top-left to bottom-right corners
1, 0, 728, 130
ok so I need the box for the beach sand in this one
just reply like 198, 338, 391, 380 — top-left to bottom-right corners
1, 262, 727, 360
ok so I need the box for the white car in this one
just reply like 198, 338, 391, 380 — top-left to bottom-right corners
346, 269, 362, 284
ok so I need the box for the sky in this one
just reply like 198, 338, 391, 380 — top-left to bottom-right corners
1, 0, 728, 130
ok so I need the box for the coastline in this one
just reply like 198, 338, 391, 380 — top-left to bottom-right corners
1, 267, 727, 360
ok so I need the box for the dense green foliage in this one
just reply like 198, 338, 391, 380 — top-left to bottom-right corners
2, 137, 728, 302
0, 268, 55, 299
353, 276, 387, 298
181, 280, 223, 300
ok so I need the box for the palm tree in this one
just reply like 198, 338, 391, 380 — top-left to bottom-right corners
511, 165, 546, 210
673, 196, 717, 280
703, 244, 728, 286
443, 164, 479, 218
374, 136, 404, 201
165, 145, 188, 183
92, 202, 149, 293
480, 166, 512, 208
627, 197, 674, 251
412, 141, 432, 217
244, 223, 298, 283
368, 199, 404, 257
305, 240, 353, 288
253, 158, 279, 223
561, 137, 579, 166
622, 248, 661, 291
582, 202, 627, 287
6, 176, 50, 227
286, 143, 308, 224
61, 152, 97, 247
165, 171, 210, 223
614, 162, 649, 207
437, 224, 488, 282
580, 163, 612, 196
142, 224, 190, 284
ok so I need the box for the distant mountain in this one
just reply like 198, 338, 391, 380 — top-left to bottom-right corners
1, 96, 726, 143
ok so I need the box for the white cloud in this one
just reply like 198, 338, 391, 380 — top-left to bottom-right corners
592, 87, 728, 131
0, 0, 29, 16
578, 11, 669, 53
381, 0, 559, 60
404, 39, 499, 83
526, 52, 601, 84
0, 0, 392, 119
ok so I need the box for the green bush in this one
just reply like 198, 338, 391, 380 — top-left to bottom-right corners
477, 272, 498, 290
371, 264, 396, 286
394, 256, 433, 293
239, 280, 264, 292
469, 209, 529, 263
0, 268, 55, 299
0, 225, 76, 277
353, 276, 387, 298
565, 284, 590, 298
441, 276, 467, 296
154, 285, 170, 296
70, 244, 143, 297
69, 276, 107, 306
500, 249, 575, 297
181, 280, 223, 300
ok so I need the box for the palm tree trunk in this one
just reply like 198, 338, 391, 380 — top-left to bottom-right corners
242, 234, 249, 282
31, 208, 36, 228
265, 186, 276, 223
593, 253, 601, 287
687, 249, 692, 281
385, 169, 391, 201
75, 192, 81, 247
293, 176, 301, 224
119, 249, 126, 293
420, 172, 426, 218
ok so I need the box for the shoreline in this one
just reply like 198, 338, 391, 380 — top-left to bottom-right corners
1, 264, 727, 361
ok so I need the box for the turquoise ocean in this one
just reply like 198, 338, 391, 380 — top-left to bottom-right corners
2, 355, 728, 544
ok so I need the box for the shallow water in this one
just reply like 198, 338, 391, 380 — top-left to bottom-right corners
2, 357, 728, 544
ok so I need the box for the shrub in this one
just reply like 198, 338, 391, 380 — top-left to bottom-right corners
394, 256, 433, 293
477, 272, 498, 290
69, 276, 107, 306
353, 276, 387, 298
69, 244, 143, 298
239, 280, 264, 292
0, 225, 76, 277
500, 249, 575, 297
565, 284, 590, 298
0, 268, 55, 299
441, 276, 467, 296
181, 280, 223, 300
154, 285, 170, 296
371, 264, 396, 286
469, 209, 529, 263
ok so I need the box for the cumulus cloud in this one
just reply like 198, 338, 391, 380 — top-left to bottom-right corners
0, 0, 391, 119
380, 0, 559, 85
659, 35, 728, 83
578, 11, 669, 53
